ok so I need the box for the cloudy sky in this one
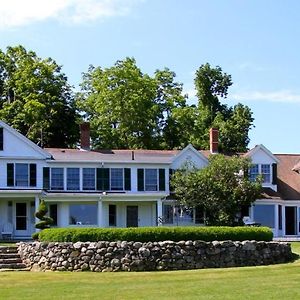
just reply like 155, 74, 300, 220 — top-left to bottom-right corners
1, 0, 300, 153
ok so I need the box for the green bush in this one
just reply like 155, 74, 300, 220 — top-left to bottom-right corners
38, 226, 273, 242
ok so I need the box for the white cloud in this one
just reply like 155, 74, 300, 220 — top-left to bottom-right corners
231, 90, 300, 104
0, 0, 141, 30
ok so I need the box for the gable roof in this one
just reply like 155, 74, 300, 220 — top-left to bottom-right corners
0, 120, 51, 159
172, 144, 209, 164
244, 144, 279, 163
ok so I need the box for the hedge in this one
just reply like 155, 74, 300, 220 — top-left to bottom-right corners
38, 226, 273, 242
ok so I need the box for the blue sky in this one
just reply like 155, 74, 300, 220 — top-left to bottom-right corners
1, 0, 300, 153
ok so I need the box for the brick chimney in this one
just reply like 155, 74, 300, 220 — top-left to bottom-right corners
80, 122, 90, 150
209, 128, 219, 153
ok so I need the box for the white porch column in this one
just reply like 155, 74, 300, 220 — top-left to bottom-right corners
35, 196, 40, 232
274, 204, 279, 237
98, 198, 103, 228
157, 198, 163, 226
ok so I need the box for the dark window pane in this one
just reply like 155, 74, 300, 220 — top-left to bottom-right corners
50, 204, 58, 226
109, 205, 116, 226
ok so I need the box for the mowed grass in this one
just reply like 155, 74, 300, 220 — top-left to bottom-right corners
0, 243, 300, 300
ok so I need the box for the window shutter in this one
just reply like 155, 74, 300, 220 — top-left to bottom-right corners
7, 163, 14, 186
137, 169, 144, 191
43, 167, 50, 190
272, 163, 277, 185
97, 168, 110, 190
169, 169, 174, 191
0, 127, 3, 150
30, 164, 37, 187
159, 169, 165, 191
124, 168, 131, 191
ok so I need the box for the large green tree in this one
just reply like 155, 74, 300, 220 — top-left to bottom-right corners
171, 155, 262, 226
193, 63, 254, 152
0, 45, 79, 147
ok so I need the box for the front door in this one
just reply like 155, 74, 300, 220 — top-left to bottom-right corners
126, 206, 138, 227
285, 206, 297, 235
14, 202, 29, 237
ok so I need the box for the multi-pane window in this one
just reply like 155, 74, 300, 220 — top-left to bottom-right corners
67, 168, 80, 190
83, 168, 96, 190
15, 163, 29, 186
51, 168, 64, 190
249, 164, 259, 182
111, 168, 123, 190
145, 169, 157, 191
261, 164, 271, 183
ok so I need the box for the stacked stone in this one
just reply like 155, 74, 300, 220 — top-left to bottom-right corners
17, 240, 293, 272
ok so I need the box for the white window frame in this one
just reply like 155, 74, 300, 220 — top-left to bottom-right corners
145, 168, 158, 192
110, 168, 124, 191
15, 163, 29, 187
82, 168, 96, 191
50, 167, 64, 191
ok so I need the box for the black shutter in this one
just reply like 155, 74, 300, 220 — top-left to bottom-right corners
43, 167, 50, 190
0, 127, 3, 150
97, 168, 110, 190
169, 169, 174, 191
30, 164, 37, 187
7, 163, 14, 186
272, 163, 277, 185
159, 169, 165, 191
137, 169, 144, 191
49, 204, 58, 226
124, 168, 131, 191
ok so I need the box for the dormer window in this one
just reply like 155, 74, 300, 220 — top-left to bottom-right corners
249, 164, 271, 184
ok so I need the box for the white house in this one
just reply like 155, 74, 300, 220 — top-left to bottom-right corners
0, 120, 299, 239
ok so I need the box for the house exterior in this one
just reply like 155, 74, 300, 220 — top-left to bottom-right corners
0, 120, 299, 239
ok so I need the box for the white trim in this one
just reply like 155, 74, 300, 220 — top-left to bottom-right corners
245, 144, 279, 163
172, 144, 209, 164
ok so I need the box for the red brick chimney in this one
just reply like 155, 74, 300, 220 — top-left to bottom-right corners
80, 122, 90, 150
209, 128, 219, 153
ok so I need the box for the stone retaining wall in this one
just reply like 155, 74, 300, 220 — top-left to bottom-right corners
18, 240, 292, 272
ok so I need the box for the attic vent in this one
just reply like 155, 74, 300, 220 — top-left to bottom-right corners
61, 150, 65, 153
132, 151, 135, 160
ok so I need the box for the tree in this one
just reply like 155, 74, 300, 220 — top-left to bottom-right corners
35, 199, 53, 230
0, 45, 79, 147
77, 58, 189, 149
171, 155, 262, 226
193, 63, 254, 152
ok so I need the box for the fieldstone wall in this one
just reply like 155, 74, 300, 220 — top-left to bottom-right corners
18, 240, 292, 272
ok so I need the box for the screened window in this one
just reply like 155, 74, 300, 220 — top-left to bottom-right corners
249, 164, 259, 182
69, 204, 97, 225
253, 204, 275, 228
261, 164, 271, 183
145, 169, 157, 191
15, 163, 29, 186
51, 168, 64, 190
83, 168, 95, 190
67, 168, 80, 190
111, 168, 123, 190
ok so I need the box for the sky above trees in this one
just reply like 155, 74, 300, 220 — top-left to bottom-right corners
0, 0, 300, 152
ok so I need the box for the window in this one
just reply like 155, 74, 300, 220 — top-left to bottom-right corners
111, 168, 123, 190
249, 164, 259, 182
83, 168, 96, 190
261, 164, 271, 183
253, 205, 275, 228
145, 169, 158, 191
69, 204, 97, 225
0, 127, 3, 150
109, 204, 117, 226
51, 168, 64, 190
67, 168, 80, 190
15, 163, 29, 186
163, 204, 173, 224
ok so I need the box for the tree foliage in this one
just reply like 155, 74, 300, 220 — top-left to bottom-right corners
171, 155, 262, 226
0, 45, 79, 147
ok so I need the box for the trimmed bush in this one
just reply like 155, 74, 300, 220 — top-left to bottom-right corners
39, 226, 273, 242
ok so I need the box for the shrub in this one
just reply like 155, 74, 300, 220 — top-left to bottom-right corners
39, 226, 273, 242
31, 232, 39, 240
35, 200, 53, 230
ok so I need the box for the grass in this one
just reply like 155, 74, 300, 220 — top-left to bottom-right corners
0, 243, 300, 299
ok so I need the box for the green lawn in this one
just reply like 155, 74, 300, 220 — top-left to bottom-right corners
0, 243, 300, 300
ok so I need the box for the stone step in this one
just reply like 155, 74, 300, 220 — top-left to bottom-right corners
0, 253, 21, 259
0, 263, 27, 269
0, 267, 30, 272
0, 247, 18, 254
0, 258, 23, 264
